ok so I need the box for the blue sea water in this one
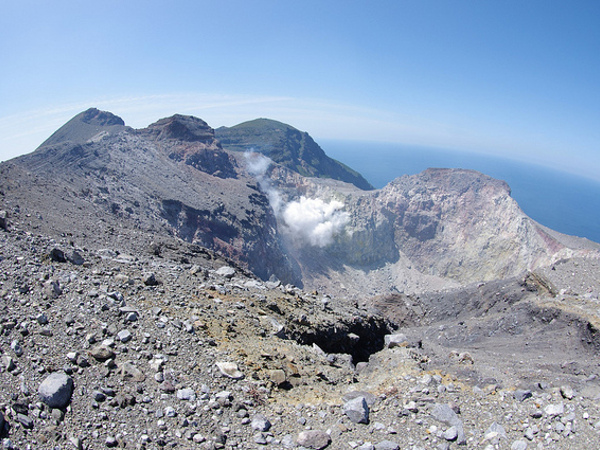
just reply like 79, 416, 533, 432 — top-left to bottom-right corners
321, 139, 600, 244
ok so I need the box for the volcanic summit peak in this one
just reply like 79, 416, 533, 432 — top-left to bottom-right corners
37, 107, 127, 148
80, 107, 125, 126
143, 114, 216, 143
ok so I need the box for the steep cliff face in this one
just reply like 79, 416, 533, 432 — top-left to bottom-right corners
375, 169, 570, 281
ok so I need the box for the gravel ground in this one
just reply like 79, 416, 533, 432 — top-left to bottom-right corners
2, 220, 600, 449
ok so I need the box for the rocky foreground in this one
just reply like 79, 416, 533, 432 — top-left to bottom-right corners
2, 215, 600, 450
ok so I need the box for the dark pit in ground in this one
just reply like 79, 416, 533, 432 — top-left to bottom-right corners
289, 315, 391, 364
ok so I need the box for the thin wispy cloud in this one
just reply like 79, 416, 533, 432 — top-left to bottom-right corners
1, 93, 409, 161
0, 93, 292, 161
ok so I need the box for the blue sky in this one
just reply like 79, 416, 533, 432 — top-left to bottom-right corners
1, 1, 599, 180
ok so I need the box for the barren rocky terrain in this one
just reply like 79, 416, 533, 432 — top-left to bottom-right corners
1, 109, 600, 449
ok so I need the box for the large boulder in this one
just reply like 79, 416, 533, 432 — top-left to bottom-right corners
38, 372, 74, 409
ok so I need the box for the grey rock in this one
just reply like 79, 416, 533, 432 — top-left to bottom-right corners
68, 436, 84, 450
384, 333, 410, 348
0, 210, 7, 230
513, 389, 532, 402
88, 345, 115, 361
68, 250, 85, 265
120, 361, 146, 382
143, 272, 159, 286
38, 372, 74, 408
51, 408, 65, 422
11, 402, 28, 415
45, 280, 62, 298
2, 355, 15, 372
281, 434, 295, 448
251, 414, 271, 432
215, 390, 232, 406
430, 403, 466, 445
16, 413, 33, 429
560, 385, 575, 400
216, 266, 235, 278
119, 305, 138, 315
342, 390, 377, 407
117, 329, 132, 343
431, 403, 458, 424
374, 441, 400, 450
267, 369, 287, 385
484, 422, 507, 442
344, 396, 369, 424
356, 361, 369, 373
109, 289, 125, 303
544, 402, 564, 416
270, 318, 287, 339
177, 388, 196, 401
36, 312, 49, 325
160, 380, 176, 393
530, 409, 543, 419
254, 432, 268, 445
20, 381, 30, 396
296, 430, 331, 449
92, 391, 106, 402
192, 433, 206, 443
77, 355, 90, 368
443, 426, 458, 441
50, 248, 67, 263
511, 440, 528, 450
10, 340, 23, 357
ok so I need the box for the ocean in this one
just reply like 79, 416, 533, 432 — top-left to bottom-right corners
321, 139, 600, 244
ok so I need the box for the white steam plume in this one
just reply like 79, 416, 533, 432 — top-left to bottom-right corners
244, 151, 282, 215
244, 151, 349, 248
282, 196, 349, 247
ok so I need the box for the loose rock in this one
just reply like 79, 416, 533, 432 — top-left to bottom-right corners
251, 414, 271, 432
344, 396, 370, 424
297, 430, 331, 449
216, 362, 244, 379
38, 372, 74, 409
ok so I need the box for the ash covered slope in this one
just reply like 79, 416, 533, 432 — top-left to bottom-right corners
38, 107, 128, 147
0, 109, 299, 284
215, 118, 374, 190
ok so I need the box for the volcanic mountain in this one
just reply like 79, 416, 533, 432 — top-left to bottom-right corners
1, 108, 598, 298
3, 108, 600, 449
215, 118, 373, 190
